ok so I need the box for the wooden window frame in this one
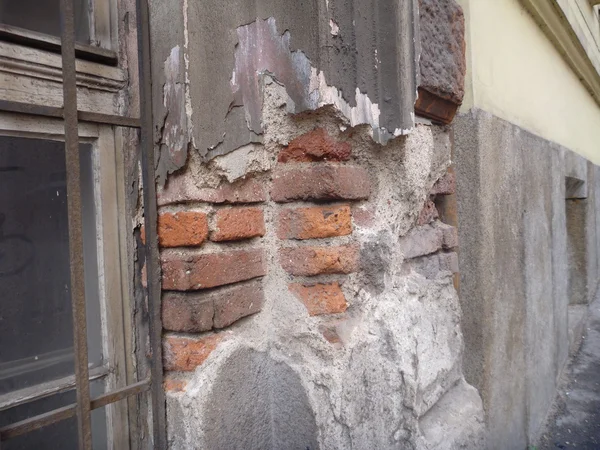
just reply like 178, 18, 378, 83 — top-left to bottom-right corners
0, 114, 133, 449
0, 0, 166, 448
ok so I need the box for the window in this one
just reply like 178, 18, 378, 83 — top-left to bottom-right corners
0, 116, 132, 449
0, 0, 116, 63
0, 0, 165, 448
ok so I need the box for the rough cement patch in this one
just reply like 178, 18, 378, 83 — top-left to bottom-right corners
418, 380, 486, 450
209, 143, 273, 183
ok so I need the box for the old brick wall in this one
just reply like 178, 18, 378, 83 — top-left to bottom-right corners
147, 77, 485, 449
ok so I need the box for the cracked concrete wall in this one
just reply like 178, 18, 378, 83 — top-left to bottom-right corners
149, 0, 419, 183
454, 108, 600, 448
160, 79, 484, 449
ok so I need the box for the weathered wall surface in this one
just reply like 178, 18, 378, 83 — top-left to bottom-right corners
155, 77, 485, 449
454, 108, 600, 449
149, 0, 420, 183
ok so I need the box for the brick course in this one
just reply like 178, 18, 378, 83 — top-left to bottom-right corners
163, 334, 222, 371
162, 279, 264, 332
278, 205, 352, 240
158, 176, 267, 206
279, 245, 359, 276
156, 211, 209, 247
278, 128, 351, 163
271, 165, 370, 203
289, 282, 347, 316
211, 207, 265, 242
161, 248, 266, 290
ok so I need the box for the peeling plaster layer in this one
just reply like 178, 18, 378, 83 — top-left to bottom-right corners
156, 45, 189, 184
183, 0, 419, 159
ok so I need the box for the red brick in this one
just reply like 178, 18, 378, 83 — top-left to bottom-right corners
164, 376, 187, 392
162, 292, 214, 332
289, 282, 347, 316
155, 211, 208, 247
211, 207, 265, 242
161, 248, 266, 290
278, 128, 351, 163
162, 279, 264, 332
158, 176, 267, 206
163, 334, 222, 371
430, 172, 456, 196
278, 205, 352, 240
279, 245, 359, 276
271, 165, 370, 203
417, 199, 439, 225
212, 279, 264, 328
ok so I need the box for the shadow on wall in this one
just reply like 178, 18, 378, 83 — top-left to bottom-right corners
203, 347, 319, 450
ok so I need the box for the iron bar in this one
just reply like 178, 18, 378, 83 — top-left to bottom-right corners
0, 405, 77, 441
0, 379, 151, 441
0, 100, 141, 128
136, 0, 167, 447
59, 0, 92, 448
90, 379, 150, 410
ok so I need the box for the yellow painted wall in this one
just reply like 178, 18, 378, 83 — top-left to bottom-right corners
458, 0, 600, 164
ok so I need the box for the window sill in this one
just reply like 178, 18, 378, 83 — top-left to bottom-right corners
0, 24, 117, 66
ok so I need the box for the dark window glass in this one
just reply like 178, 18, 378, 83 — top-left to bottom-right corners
0, 0, 90, 43
0, 380, 107, 449
0, 136, 103, 396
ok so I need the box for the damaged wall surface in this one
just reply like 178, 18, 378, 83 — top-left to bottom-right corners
150, 0, 420, 182
146, 0, 486, 448
158, 79, 485, 449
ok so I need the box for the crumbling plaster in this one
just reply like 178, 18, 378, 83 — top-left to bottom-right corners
150, 0, 420, 183
163, 79, 485, 450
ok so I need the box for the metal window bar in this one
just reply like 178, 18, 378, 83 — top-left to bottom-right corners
0, 0, 166, 448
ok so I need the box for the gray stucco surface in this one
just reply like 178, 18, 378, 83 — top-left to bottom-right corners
454, 108, 600, 448
150, 0, 419, 182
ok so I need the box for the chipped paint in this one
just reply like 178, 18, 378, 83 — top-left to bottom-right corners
231, 18, 411, 146
156, 45, 189, 184
329, 19, 339, 36
183, 0, 194, 144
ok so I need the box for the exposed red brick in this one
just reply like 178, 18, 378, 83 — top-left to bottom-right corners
153, 211, 209, 247
278, 128, 351, 163
417, 199, 439, 225
430, 172, 456, 196
278, 205, 352, 240
271, 166, 370, 203
162, 279, 264, 332
163, 334, 222, 371
162, 292, 214, 333
279, 245, 359, 276
211, 207, 265, 242
289, 282, 347, 316
158, 176, 267, 206
164, 376, 188, 393
212, 280, 264, 328
161, 249, 266, 290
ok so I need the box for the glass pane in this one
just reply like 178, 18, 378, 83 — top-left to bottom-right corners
0, 136, 103, 395
0, 0, 91, 44
0, 379, 107, 449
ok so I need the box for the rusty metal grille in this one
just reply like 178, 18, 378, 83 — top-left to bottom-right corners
0, 0, 166, 448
